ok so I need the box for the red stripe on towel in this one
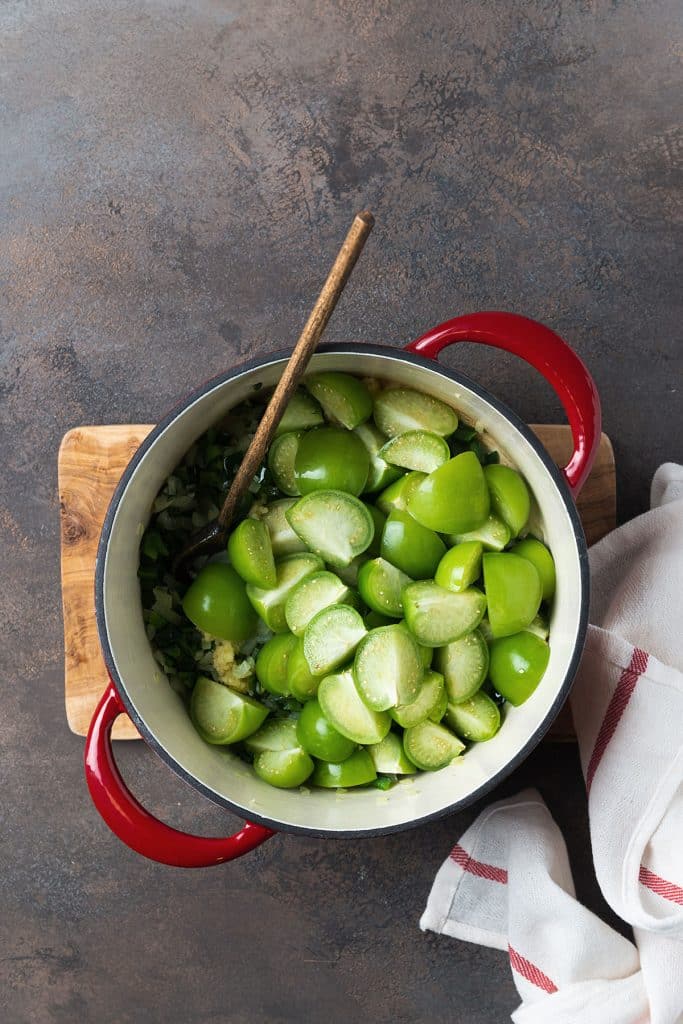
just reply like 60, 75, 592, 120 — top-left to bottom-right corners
450, 843, 508, 884
639, 865, 683, 906
508, 946, 558, 993
585, 647, 648, 795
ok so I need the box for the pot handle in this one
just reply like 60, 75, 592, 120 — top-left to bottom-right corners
85, 681, 276, 867
406, 312, 601, 495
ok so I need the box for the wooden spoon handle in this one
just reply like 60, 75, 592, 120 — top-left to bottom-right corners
217, 211, 374, 529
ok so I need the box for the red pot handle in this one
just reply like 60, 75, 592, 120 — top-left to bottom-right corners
85, 681, 276, 867
406, 312, 601, 495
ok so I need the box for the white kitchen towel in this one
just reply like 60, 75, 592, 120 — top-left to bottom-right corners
421, 790, 650, 1024
571, 462, 683, 1024
422, 464, 683, 1023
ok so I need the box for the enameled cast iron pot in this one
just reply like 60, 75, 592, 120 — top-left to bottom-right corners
86, 312, 601, 867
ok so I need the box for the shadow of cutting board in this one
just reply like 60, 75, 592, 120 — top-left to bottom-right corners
59, 424, 615, 741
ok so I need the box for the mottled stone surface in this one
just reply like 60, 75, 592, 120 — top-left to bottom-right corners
1, 1, 681, 1021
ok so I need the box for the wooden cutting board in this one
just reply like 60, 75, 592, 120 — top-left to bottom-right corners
59, 424, 616, 741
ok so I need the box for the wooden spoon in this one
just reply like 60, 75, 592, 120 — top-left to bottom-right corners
174, 210, 375, 575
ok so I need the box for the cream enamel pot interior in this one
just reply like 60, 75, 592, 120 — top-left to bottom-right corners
86, 312, 601, 867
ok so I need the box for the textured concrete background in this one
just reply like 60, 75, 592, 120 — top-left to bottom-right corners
1, 1, 681, 1021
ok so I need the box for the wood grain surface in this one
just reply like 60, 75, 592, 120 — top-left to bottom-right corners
59, 423, 615, 741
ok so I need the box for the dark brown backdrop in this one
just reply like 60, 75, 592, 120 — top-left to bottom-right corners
1, 2, 681, 1021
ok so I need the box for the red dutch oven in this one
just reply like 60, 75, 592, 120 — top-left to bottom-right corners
86, 312, 600, 867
